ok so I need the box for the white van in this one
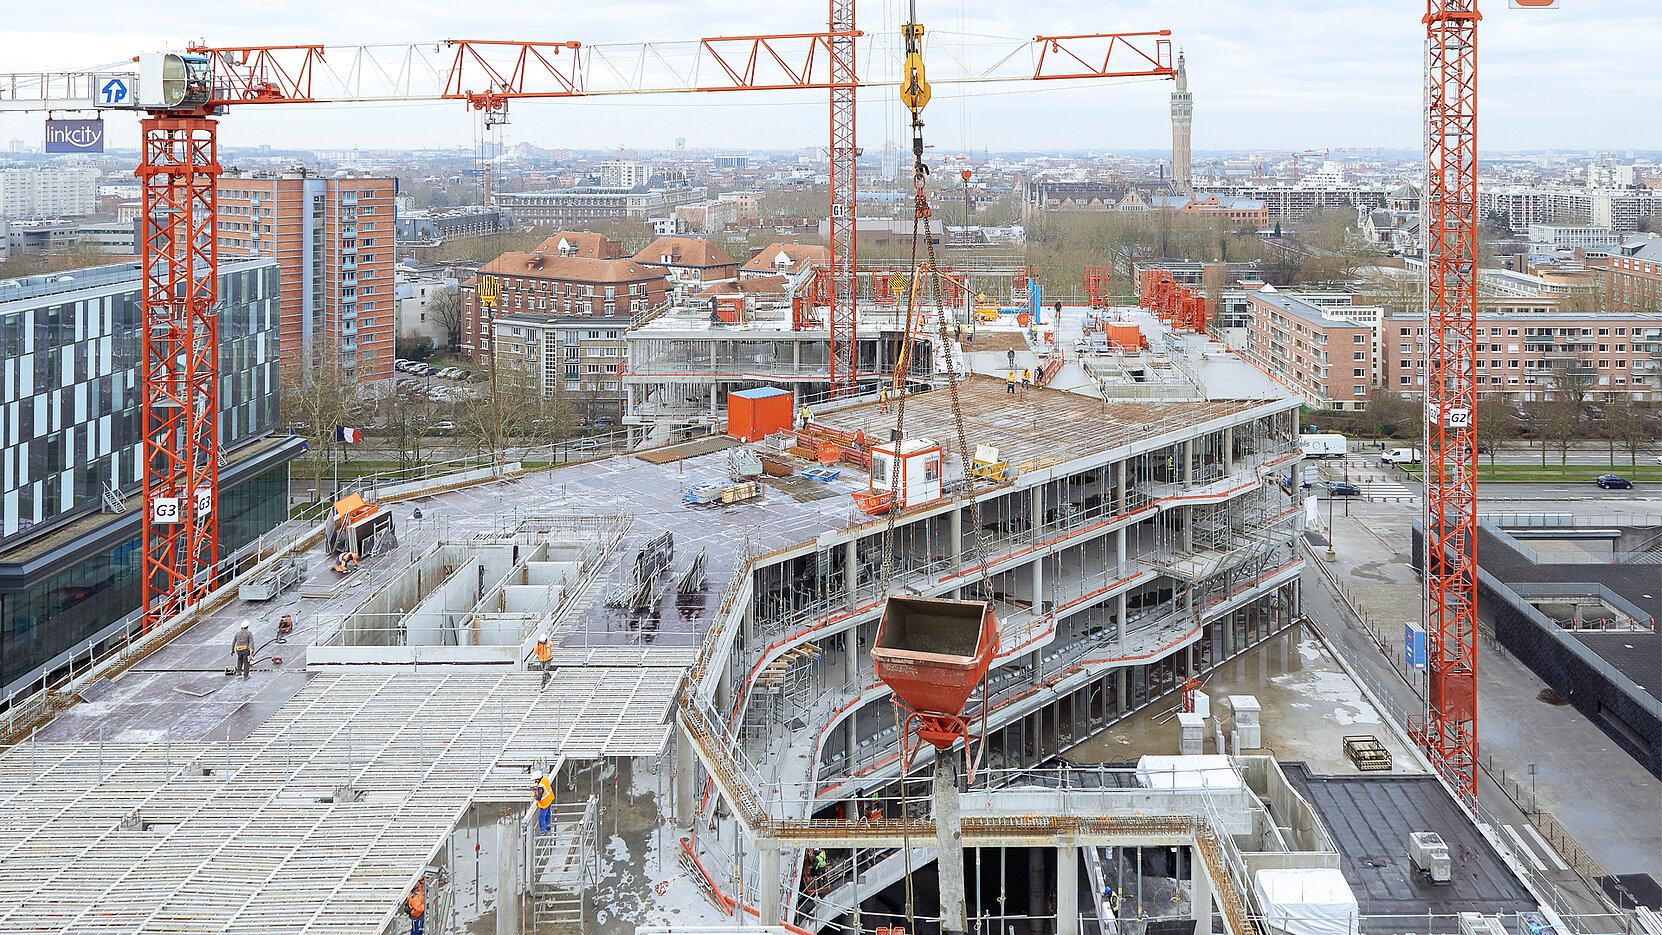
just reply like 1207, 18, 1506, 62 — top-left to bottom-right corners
1298, 433, 1347, 459
1381, 448, 1423, 465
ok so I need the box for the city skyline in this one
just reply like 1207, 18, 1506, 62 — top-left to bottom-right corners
0, 0, 1657, 154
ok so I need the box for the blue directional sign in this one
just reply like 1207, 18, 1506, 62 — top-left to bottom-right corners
99, 77, 129, 106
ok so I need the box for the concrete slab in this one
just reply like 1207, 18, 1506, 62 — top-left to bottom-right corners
1282, 765, 1536, 932
1062, 628, 1421, 775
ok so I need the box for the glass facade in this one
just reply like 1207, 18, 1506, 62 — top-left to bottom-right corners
0, 462, 289, 698
0, 259, 280, 540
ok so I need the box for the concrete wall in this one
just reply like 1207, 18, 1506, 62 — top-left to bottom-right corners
1413, 523, 1662, 779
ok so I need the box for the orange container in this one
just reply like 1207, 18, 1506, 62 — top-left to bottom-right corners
1016, 312, 1031, 327
726, 387, 793, 442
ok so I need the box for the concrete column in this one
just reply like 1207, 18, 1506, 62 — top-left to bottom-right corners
675, 724, 696, 830
1116, 591, 1128, 644
845, 718, 859, 770
1031, 484, 1044, 533
497, 816, 521, 935
935, 749, 968, 935
742, 603, 756, 647
1057, 846, 1079, 935
1116, 462, 1129, 514
844, 629, 858, 688
758, 844, 782, 923
1116, 670, 1128, 714
1223, 425, 1235, 474
1191, 845, 1213, 935
1182, 505, 1193, 554
1029, 846, 1050, 935
1032, 556, 1045, 616
950, 507, 964, 563
1116, 525, 1128, 578
844, 539, 858, 606
1030, 650, 1044, 686
793, 340, 801, 369
1182, 440, 1194, 488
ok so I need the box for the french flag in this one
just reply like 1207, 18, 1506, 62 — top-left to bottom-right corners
335, 425, 364, 444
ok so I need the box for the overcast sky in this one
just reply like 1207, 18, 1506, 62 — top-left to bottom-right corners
2, 0, 1658, 156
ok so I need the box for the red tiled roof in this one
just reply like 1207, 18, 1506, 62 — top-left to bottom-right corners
634, 236, 738, 269
531, 231, 624, 259
479, 252, 666, 284
741, 241, 831, 273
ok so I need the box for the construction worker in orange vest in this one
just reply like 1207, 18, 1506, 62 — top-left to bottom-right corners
404, 878, 426, 935
534, 636, 553, 689
534, 771, 556, 834
879, 387, 890, 414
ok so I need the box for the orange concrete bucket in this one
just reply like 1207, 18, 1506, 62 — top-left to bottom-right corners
872, 597, 1000, 746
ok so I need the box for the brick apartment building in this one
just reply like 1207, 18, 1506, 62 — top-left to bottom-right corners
460, 250, 668, 361
1380, 311, 1662, 403
216, 169, 396, 382
1243, 289, 1376, 410
491, 313, 631, 419
1144, 193, 1269, 229
1603, 233, 1662, 314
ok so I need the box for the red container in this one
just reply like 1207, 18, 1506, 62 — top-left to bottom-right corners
1105, 322, 1143, 351
872, 597, 1000, 721
726, 387, 793, 442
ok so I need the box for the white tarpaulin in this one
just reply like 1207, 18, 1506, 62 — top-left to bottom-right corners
1253, 868, 1360, 935
1134, 754, 1244, 791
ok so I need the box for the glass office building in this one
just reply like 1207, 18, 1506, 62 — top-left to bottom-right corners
0, 259, 303, 699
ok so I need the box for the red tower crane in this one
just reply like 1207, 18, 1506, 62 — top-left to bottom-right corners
1414, 0, 1481, 805
0, 24, 1174, 631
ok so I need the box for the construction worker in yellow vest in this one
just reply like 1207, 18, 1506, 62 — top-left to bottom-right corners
879, 388, 890, 414
1005, 371, 1017, 396
1021, 367, 1032, 389
799, 405, 813, 430
534, 772, 556, 834
534, 636, 553, 689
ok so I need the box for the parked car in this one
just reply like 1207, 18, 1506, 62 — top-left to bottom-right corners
1328, 481, 1362, 497
1653, 454, 1662, 465
422, 366, 439, 376
1595, 474, 1633, 490
428, 420, 455, 435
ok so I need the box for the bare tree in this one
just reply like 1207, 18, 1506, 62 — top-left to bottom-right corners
1541, 396, 1583, 472
429, 287, 463, 351
1365, 388, 1415, 439
281, 346, 367, 503
382, 388, 432, 474
1472, 397, 1512, 469
1604, 396, 1658, 468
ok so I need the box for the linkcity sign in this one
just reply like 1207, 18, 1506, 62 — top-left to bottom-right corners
44, 118, 105, 153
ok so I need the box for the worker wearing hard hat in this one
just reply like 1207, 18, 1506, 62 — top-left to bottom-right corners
1021, 368, 1032, 390
1005, 371, 1017, 396
533, 771, 557, 834
799, 405, 813, 430
879, 388, 889, 414
534, 636, 553, 689
231, 623, 253, 679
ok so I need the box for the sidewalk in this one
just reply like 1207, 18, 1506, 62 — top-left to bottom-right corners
1312, 500, 1662, 878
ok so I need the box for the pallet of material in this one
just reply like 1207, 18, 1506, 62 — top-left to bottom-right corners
1343, 734, 1392, 771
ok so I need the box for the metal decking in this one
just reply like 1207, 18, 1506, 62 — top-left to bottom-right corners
0, 670, 675, 934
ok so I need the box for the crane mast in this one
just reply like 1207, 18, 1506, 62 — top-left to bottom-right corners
1417, 0, 1481, 805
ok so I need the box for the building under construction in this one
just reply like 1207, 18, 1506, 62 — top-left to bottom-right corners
0, 300, 1589, 935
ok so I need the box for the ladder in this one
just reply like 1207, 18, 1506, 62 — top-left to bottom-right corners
530, 796, 600, 931
101, 481, 126, 514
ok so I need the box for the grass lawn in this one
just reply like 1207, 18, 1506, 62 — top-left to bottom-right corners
1401, 463, 1662, 483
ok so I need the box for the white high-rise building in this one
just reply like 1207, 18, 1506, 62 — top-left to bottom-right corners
0, 167, 99, 218
598, 160, 653, 188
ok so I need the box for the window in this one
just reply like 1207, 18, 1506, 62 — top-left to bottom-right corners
1400, 343, 1410, 353
1507, 328, 1518, 336
1353, 351, 1365, 361
1353, 385, 1367, 396
1400, 375, 1411, 385
1508, 360, 1519, 369
1599, 328, 1609, 336
1600, 344, 1609, 353
1600, 360, 1609, 369
1400, 327, 1411, 336
1353, 368, 1365, 377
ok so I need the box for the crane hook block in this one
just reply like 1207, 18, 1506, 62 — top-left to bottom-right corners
900, 25, 931, 113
